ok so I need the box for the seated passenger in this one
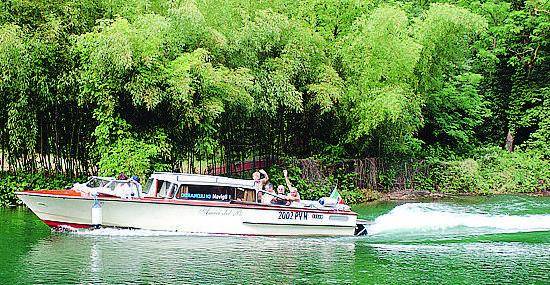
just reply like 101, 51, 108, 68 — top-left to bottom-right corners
261, 183, 275, 204
271, 185, 289, 206
287, 188, 302, 206
114, 182, 131, 199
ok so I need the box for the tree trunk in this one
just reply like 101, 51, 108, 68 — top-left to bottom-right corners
505, 130, 514, 152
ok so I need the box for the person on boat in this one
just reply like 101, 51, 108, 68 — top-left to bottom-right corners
114, 181, 131, 199
129, 176, 141, 198
283, 170, 301, 205
252, 169, 269, 202
271, 185, 290, 206
117, 172, 128, 180
261, 183, 275, 204
287, 187, 302, 206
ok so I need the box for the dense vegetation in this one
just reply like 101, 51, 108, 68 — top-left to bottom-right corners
0, 0, 548, 204
0, 172, 75, 206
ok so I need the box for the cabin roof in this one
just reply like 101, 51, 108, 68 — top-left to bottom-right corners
150, 172, 256, 189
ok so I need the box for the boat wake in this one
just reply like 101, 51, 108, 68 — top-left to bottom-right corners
367, 203, 550, 237
58, 227, 222, 237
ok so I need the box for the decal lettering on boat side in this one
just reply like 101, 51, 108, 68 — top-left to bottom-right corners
181, 193, 212, 199
181, 193, 231, 200
278, 211, 308, 220
199, 208, 243, 216
312, 213, 323, 219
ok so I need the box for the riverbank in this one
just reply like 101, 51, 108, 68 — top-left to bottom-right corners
380, 189, 550, 201
1, 148, 548, 207
264, 149, 549, 204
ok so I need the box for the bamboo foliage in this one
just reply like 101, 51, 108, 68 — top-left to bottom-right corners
0, 0, 548, 177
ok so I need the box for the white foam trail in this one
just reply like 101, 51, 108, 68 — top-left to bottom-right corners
367, 203, 550, 235
62, 228, 223, 237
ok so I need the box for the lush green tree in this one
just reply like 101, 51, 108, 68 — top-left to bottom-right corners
459, 0, 549, 156
0, 0, 548, 179
339, 6, 422, 155
413, 4, 489, 150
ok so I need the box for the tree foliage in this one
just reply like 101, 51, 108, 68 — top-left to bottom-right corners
0, 0, 547, 176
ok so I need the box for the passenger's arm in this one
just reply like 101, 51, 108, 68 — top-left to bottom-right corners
259, 169, 269, 185
283, 170, 294, 190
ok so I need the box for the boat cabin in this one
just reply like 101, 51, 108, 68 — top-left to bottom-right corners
142, 172, 257, 202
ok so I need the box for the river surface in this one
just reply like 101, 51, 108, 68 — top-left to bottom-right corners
1, 195, 549, 284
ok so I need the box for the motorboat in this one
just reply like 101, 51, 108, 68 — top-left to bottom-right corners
16, 172, 369, 236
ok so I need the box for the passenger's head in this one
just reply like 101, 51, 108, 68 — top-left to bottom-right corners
277, 185, 285, 194
289, 187, 298, 197
252, 171, 261, 181
265, 183, 274, 192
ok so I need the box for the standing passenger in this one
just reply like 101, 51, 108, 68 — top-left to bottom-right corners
253, 169, 269, 202
283, 170, 301, 205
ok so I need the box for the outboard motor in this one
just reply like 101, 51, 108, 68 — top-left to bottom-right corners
354, 219, 370, 236
91, 195, 102, 228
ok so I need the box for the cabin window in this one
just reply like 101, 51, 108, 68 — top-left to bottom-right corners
157, 181, 174, 198
143, 178, 155, 195
243, 189, 256, 202
178, 185, 189, 197
166, 184, 177, 199
109, 181, 129, 191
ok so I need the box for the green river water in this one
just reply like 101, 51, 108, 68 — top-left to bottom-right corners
0, 195, 549, 284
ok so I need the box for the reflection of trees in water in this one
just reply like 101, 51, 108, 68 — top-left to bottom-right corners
22, 234, 358, 284
20, 232, 550, 284
0, 209, 51, 283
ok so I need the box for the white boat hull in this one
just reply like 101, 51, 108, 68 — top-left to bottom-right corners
17, 192, 357, 236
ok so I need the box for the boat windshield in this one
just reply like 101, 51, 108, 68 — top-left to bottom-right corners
109, 180, 140, 198
85, 177, 113, 188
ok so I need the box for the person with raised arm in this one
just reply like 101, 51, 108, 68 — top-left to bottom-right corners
252, 169, 269, 202
283, 170, 301, 204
